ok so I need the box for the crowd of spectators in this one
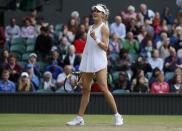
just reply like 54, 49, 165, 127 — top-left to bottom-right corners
0, 3, 182, 94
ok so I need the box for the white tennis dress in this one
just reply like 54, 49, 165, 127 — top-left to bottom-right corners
79, 22, 108, 72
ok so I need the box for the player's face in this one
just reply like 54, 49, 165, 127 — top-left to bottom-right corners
92, 8, 103, 21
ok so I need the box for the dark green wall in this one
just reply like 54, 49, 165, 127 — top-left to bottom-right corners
0, 93, 182, 115
2, 0, 178, 26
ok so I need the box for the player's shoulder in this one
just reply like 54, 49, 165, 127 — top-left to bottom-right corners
101, 23, 109, 34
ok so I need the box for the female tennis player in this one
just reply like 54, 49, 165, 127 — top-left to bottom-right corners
66, 4, 123, 126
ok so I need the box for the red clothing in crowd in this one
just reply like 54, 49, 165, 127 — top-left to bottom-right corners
73, 38, 86, 54
3, 63, 22, 83
91, 82, 101, 92
0, 27, 5, 48
150, 81, 170, 94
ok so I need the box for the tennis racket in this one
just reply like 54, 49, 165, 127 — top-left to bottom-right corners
63, 71, 81, 93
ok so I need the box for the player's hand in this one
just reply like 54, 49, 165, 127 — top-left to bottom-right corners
90, 31, 96, 40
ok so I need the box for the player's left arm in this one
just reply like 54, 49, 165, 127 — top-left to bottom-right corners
97, 25, 109, 52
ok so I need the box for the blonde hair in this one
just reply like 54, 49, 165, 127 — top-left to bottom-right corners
97, 3, 109, 20
18, 76, 31, 92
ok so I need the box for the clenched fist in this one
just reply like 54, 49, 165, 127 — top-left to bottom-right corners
90, 30, 96, 40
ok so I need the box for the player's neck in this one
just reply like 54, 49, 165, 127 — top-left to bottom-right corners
93, 20, 102, 28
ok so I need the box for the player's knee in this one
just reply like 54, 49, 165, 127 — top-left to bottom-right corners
98, 83, 108, 91
102, 88, 110, 95
99, 84, 110, 95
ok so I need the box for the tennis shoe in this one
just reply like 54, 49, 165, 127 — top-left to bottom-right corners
66, 116, 84, 126
114, 114, 123, 126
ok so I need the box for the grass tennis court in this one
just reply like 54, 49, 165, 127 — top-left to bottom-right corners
0, 114, 182, 131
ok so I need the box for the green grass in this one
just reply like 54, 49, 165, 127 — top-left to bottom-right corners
0, 114, 182, 131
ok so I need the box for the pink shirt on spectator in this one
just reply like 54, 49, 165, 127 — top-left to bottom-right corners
150, 82, 170, 94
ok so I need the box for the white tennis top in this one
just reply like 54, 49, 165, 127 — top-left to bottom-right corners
79, 22, 108, 72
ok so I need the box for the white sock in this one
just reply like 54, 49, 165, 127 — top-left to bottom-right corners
114, 112, 120, 116
76, 115, 83, 119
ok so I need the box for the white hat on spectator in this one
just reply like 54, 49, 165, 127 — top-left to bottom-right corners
29, 53, 37, 58
128, 5, 135, 12
21, 72, 29, 77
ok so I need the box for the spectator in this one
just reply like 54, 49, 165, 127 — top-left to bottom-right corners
159, 37, 170, 59
70, 11, 80, 27
133, 75, 149, 93
175, 67, 182, 76
67, 18, 77, 42
21, 17, 36, 39
57, 36, 71, 59
175, 26, 182, 46
153, 12, 161, 34
126, 18, 140, 36
34, 16, 46, 35
3, 53, 22, 83
121, 5, 137, 26
140, 32, 154, 51
137, 25, 147, 43
56, 65, 77, 93
48, 24, 59, 45
0, 49, 9, 66
108, 33, 121, 62
0, 69, 16, 92
176, 0, 182, 25
48, 49, 63, 67
73, 24, 87, 55
26, 64, 40, 90
122, 32, 140, 54
5, 18, 21, 47
139, 3, 155, 22
170, 74, 182, 93
82, 16, 90, 32
114, 49, 131, 72
150, 72, 170, 94
176, 42, 182, 69
164, 47, 182, 72
27, 53, 40, 76
160, 19, 169, 33
112, 71, 130, 93
60, 24, 73, 41
110, 15, 126, 40
0, 26, 5, 49
45, 63, 62, 80
170, 26, 182, 47
140, 39, 154, 58
162, 7, 174, 25
156, 32, 168, 49
148, 49, 164, 71
63, 45, 81, 69
40, 71, 56, 92
16, 72, 35, 92
131, 69, 149, 92
144, 19, 154, 35
131, 56, 152, 75
149, 67, 162, 86
34, 26, 53, 61
29, 9, 38, 26
171, 19, 179, 35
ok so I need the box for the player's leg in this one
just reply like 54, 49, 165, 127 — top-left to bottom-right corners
66, 72, 93, 126
95, 68, 123, 126
78, 72, 94, 116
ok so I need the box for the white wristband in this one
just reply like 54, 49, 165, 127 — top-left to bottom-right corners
96, 38, 101, 45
